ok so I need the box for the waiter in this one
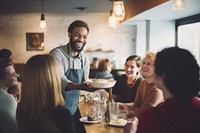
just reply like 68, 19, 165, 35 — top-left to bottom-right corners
50, 20, 98, 133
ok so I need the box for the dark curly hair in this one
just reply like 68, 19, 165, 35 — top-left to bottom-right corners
0, 58, 13, 80
0, 49, 12, 59
155, 47, 200, 98
68, 20, 89, 34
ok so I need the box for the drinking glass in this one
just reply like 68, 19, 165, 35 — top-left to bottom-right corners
98, 100, 107, 119
109, 102, 119, 122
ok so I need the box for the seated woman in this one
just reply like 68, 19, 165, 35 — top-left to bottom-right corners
112, 55, 143, 103
124, 47, 200, 133
17, 54, 76, 133
120, 52, 164, 117
95, 58, 113, 80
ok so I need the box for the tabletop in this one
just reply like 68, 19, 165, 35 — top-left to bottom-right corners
78, 100, 124, 133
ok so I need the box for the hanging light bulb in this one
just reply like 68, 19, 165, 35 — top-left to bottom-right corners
40, 0, 46, 30
40, 13, 46, 30
108, 10, 118, 28
112, 0, 125, 21
172, 0, 186, 11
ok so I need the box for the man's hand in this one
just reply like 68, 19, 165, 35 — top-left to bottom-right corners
79, 82, 99, 92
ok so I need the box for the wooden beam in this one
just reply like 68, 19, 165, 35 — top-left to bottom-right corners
123, 0, 169, 21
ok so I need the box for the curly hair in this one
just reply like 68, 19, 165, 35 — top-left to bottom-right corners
0, 58, 13, 80
68, 20, 89, 34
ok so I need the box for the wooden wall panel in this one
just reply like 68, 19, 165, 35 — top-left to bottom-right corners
124, 0, 169, 21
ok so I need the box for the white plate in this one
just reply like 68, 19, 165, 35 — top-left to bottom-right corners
79, 117, 103, 124
109, 120, 127, 127
87, 79, 116, 88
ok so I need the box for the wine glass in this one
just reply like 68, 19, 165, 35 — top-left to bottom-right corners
98, 100, 107, 120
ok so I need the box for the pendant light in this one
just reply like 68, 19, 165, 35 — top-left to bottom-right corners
108, 10, 118, 28
172, 0, 186, 11
40, 0, 46, 30
112, 0, 125, 21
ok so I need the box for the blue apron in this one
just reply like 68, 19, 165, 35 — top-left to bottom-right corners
62, 56, 83, 115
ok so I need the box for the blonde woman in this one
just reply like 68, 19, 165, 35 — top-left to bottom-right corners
17, 54, 76, 133
121, 52, 164, 118
132, 52, 164, 117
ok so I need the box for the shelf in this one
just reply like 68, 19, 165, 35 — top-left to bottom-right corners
85, 49, 114, 53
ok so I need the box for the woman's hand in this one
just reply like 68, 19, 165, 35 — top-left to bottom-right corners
119, 103, 128, 113
124, 117, 139, 133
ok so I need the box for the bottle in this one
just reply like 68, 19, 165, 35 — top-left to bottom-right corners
105, 87, 113, 123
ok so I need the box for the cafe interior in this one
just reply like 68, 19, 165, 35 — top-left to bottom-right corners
0, 0, 200, 132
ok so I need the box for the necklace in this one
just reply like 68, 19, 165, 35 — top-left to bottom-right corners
127, 78, 138, 88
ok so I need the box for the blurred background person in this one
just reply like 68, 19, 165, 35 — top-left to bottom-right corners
112, 55, 143, 103
120, 52, 164, 118
95, 58, 113, 80
0, 58, 18, 133
17, 54, 76, 133
125, 47, 200, 133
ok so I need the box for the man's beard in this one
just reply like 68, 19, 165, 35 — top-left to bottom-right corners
70, 38, 86, 52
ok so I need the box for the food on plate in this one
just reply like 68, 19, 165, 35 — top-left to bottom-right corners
87, 111, 98, 121
92, 79, 108, 83
116, 118, 127, 125
87, 79, 116, 88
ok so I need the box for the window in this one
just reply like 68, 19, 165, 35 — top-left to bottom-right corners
176, 14, 200, 65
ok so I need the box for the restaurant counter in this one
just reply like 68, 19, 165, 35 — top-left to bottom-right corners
78, 101, 124, 133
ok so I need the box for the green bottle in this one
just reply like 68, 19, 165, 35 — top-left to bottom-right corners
105, 87, 113, 123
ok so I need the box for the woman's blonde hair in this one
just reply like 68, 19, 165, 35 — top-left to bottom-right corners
17, 54, 64, 132
143, 52, 156, 64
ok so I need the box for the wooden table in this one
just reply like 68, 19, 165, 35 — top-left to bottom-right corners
78, 100, 124, 133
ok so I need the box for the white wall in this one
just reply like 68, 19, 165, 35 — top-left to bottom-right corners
149, 20, 176, 52
0, 13, 136, 69
129, 20, 176, 58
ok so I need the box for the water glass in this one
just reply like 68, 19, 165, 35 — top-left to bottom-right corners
98, 100, 107, 119
109, 102, 119, 122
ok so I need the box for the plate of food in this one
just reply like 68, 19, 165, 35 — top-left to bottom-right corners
79, 117, 103, 124
109, 119, 127, 127
87, 79, 116, 88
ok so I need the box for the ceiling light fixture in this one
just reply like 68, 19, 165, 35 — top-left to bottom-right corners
108, 10, 118, 28
112, 0, 125, 21
40, 0, 46, 31
75, 7, 87, 11
172, 0, 186, 11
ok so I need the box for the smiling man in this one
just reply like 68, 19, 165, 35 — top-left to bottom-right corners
0, 59, 18, 133
50, 20, 98, 133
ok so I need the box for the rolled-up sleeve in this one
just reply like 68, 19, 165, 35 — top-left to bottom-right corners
82, 53, 90, 82
50, 48, 72, 91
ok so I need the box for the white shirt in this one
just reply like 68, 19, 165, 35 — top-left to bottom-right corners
0, 88, 18, 133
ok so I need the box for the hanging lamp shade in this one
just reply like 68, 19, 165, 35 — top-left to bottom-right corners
172, 0, 186, 11
112, 0, 125, 21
